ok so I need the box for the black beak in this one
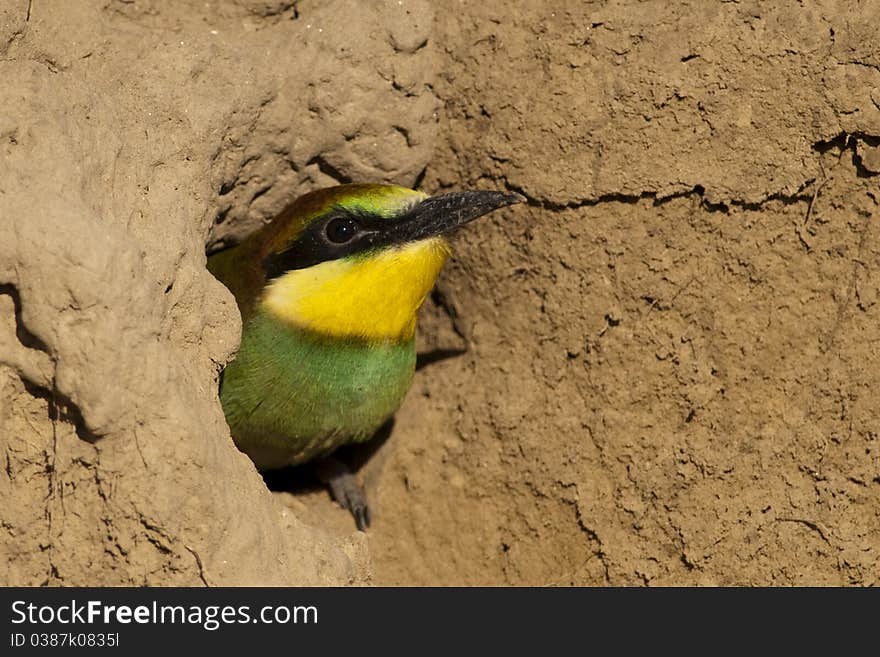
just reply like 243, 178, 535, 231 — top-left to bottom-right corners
396, 190, 525, 242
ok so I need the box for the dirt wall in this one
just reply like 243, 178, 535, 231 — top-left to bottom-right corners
363, 0, 880, 585
0, 0, 437, 586
2, 0, 878, 586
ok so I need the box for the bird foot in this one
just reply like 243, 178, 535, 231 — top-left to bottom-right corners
315, 457, 371, 531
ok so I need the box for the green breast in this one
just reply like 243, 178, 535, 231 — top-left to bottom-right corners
219, 307, 416, 470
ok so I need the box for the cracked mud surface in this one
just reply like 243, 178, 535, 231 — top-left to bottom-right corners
361, 1, 880, 585
2, 0, 879, 586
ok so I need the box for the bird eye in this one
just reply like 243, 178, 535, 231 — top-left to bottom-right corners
325, 217, 359, 244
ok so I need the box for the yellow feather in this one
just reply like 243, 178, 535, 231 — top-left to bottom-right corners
261, 237, 451, 342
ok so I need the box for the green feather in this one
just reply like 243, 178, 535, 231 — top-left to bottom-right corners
219, 307, 415, 470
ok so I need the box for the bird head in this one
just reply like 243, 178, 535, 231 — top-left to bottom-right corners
251, 183, 523, 343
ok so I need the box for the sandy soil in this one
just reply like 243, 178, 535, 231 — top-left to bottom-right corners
357, 0, 880, 585
2, 1, 878, 586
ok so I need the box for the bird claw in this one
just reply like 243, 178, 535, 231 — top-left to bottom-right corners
351, 499, 371, 532
316, 458, 371, 531
330, 476, 370, 531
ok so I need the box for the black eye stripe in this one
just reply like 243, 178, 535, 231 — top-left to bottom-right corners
262, 207, 389, 279
261, 190, 520, 280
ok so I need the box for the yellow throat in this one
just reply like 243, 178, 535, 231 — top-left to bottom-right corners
261, 237, 451, 342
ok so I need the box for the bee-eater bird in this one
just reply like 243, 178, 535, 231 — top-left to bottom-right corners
208, 183, 523, 530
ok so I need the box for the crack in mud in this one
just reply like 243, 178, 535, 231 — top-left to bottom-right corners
502, 132, 878, 213
0, 284, 99, 444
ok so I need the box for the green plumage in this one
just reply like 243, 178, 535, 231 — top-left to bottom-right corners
219, 307, 414, 470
